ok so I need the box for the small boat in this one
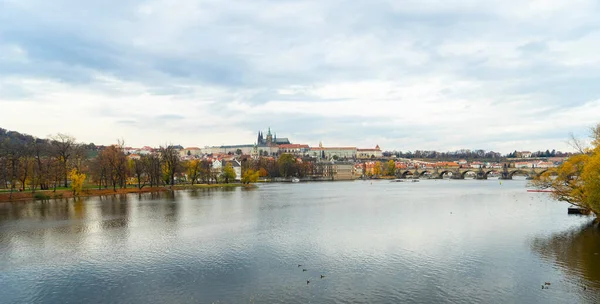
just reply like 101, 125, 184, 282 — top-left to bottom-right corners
391, 179, 404, 182
291, 177, 300, 183
568, 207, 590, 215
527, 189, 554, 193
412, 179, 420, 183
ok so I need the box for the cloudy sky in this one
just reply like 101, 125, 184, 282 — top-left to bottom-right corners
1, 0, 599, 153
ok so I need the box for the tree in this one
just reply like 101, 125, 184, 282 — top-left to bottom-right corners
145, 154, 162, 188
199, 160, 212, 184
373, 161, 382, 177
49, 133, 78, 187
533, 123, 600, 216
258, 168, 268, 178
130, 158, 147, 189
160, 145, 181, 186
221, 163, 236, 184
236, 149, 243, 155
278, 153, 296, 177
100, 142, 128, 191
186, 159, 201, 185
385, 160, 396, 176
69, 168, 86, 196
241, 169, 259, 184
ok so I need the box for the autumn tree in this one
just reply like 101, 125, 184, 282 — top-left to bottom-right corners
160, 145, 181, 186
385, 160, 396, 176
49, 133, 78, 187
221, 163, 236, 184
32, 139, 54, 191
69, 168, 86, 196
278, 153, 296, 177
198, 159, 212, 184
533, 123, 600, 216
186, 159, 201, 185
241, 169, 259, 184
373, 161, 382, 177
258, 167, 268, 178
101, 143, 128, 191
130, 158, 148, 189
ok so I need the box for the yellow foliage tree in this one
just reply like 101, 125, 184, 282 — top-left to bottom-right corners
385, 160, 396, 176
221, 163, 236, 184
241, 169, 260, 184
186, 159, 201, 185
69, 168, 86, 196
373, 161, 382, 176
533, 123, 600, 216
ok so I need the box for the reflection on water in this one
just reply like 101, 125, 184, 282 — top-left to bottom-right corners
1, 181, 600, 303
531, 221, 600, 290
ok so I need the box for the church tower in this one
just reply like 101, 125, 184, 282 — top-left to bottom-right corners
257, 131, 264, 146
266, 127, 273, 146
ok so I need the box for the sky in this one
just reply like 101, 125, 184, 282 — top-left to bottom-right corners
1, 0, 599, 153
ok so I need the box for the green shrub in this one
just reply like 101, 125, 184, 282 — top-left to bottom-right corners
34, 193, 51, 200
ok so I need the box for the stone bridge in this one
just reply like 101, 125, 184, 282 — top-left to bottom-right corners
396, 166, 550, 180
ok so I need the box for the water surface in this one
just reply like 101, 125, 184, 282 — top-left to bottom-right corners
1, 179, 599, 303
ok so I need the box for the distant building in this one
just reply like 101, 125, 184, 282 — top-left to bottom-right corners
257, 128, 290, 146
357, 145, 382, 159
279, 144, 310, 156
180, 147, 202, 157
470, 161, 484, 169
515, 162, 534, 168
202, 127, 289, 157
127, 154, 141, 160
222, 159, 242, 181
520, 151, 532, 158
310, 146, 357, 159
536, 161, 555, 168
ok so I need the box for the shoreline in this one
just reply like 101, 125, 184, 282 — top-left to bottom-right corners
0, 184, 256, 203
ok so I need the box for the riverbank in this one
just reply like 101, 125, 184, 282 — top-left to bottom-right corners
0, 183, 255, 203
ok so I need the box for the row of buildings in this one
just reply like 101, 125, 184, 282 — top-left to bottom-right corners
176, 128, 383, 160
120, 128, 561, 181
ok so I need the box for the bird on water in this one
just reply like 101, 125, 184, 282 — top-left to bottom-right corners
298, 264, 302, 268
320, 275, 326, 279
303, 269, 307, 272
307, 280, 310, 285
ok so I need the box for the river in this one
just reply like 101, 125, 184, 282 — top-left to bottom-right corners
1, 179, 599, 303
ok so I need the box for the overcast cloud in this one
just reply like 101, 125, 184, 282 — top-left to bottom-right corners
1, 0, 599, 152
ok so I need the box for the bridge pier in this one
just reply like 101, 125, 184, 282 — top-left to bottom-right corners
475, 168, 487, 180
451, 169, 464, 179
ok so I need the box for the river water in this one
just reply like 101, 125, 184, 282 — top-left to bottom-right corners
1, 179, 599, 303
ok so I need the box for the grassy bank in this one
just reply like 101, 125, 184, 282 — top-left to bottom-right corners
0, 183, 255, 203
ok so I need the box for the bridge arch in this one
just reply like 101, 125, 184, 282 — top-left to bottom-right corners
509, 169, 530, 178
483, 170, 500, 178
460, 170, 478, 179
418, 170, 432, 177
438, 170, 454, 178
399, 170, 413, 178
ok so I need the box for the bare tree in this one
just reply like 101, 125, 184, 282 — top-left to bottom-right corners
160, 145, 181, 187
49, 133, 78, 187
131, 157, 148, 189
145, 154, 162, 188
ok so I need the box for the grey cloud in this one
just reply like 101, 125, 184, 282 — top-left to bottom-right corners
1, 0, 600, 151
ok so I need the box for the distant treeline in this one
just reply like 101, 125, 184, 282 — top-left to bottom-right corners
383, 148, 571, 160
0, 128, 323, 195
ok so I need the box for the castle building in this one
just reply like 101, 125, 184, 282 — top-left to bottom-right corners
257, 128, 290, 146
